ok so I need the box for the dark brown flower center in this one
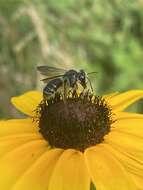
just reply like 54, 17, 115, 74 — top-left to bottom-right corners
36, 93, 113, 152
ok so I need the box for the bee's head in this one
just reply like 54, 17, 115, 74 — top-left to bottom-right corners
78, 70, 86, 88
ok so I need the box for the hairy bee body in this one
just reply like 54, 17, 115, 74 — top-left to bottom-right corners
37, 66, 94, 100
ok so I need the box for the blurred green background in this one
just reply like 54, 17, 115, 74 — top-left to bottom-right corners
0, 0, 143, 119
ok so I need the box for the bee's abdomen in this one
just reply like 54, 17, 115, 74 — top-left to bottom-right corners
43, 78, 63, 96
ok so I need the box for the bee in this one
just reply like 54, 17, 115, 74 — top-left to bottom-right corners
37, 66, 96, 100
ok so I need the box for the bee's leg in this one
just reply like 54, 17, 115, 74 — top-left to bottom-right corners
72, 83, 79, 98
87, 77, 93, 93
63, 80, 67, 102
81, 83, 87, 94
79, 81, 87, 98
67, 89, 72, 97
80, 88, 89, 99
80, 81, 93, 99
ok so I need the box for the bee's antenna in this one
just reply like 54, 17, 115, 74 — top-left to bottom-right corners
87, 76, 93, 93
87, 71, 98, 75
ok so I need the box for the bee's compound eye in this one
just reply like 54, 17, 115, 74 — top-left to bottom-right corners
79, 74, 85, 81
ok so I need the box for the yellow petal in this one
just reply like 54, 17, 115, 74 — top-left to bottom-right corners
116, 112, 143, 119
106, 90, 143, 112
0, 133, 42, 142
0, 134, 44, 158
84, 145, 136, 190
0, 118, 39, 136
105, 144, 143, 188
112, 112, 143, 137
12, 149, 63, 190
103, 92, 119, 100
0, 119, 43, 158
0, 140, 48, 190
48, 149, 90, 190
129, 173, 143, 189
104, 131, 143, 162
100, 144, 143, 180
11, 91, 42, 116
105, 131, 143, 152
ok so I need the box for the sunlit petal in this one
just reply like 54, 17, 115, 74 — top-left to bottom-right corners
84, 145, 136, 190
105, 130, 143, 152
104, 143, 143, 189
112, 112, 143, 137
100, 144, 143, 179
12, 149, 63, 190
11, 91, 42, 116
103, 92, 119, 100
106, 90, 143, 112
48, 149, 90, 190
129, 173, 143, 190
0, 118, 39, 136
0, 140, 48, 190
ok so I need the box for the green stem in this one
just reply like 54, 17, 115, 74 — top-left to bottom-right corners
90, 182, 96, 190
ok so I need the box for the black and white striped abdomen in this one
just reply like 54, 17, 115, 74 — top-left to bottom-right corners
43, 78, 63, 97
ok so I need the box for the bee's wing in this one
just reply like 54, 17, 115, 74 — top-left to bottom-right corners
37, 66, 67, 77
41, 75, 64, 83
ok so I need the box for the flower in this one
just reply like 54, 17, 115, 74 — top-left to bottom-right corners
0, 90, 143, 190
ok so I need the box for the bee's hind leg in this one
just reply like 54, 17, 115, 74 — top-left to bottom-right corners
63, 80, 67, 102
72, 83, 79, 98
